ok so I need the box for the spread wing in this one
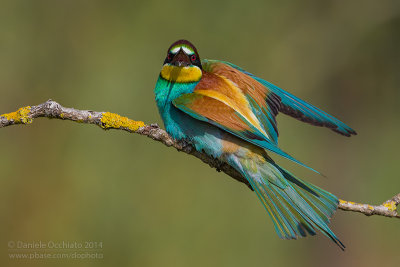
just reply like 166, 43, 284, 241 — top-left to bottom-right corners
209, 60, 357, 137
172, 64, 318, 173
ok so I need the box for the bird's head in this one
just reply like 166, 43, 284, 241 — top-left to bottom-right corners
160, 39, 202, 83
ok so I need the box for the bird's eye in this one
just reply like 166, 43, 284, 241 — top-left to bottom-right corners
167, 54, 172, 61
191, 55, 197, 61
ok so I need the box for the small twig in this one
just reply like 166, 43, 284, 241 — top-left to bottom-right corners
338, 193, 400, 218
1, 100, 399, 218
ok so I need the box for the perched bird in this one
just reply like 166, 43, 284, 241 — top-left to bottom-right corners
154, 39, 356, 250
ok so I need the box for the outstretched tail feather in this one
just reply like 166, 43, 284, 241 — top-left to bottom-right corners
231, 156, 345, 250
246, 177, 316, 239
277, 166, 338, 223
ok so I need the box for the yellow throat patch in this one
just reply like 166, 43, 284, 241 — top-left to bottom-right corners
160, 64, 202, 83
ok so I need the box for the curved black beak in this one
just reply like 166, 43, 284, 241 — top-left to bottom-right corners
170, 48, 191, 67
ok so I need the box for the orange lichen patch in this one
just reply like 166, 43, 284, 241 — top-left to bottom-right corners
383, 201, 397, 212
0, 106, 32, 124
100, 112, 145, 131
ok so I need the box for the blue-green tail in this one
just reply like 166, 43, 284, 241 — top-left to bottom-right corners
230, 156, 344, 250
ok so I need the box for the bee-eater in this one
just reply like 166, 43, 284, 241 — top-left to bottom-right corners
154, 39, 356, 250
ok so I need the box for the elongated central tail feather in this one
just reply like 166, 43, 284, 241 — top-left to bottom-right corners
228, 155, 345, 250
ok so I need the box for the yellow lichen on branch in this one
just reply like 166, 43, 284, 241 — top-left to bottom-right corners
101, 112, 145, 131
0, 106, 32, 124
339, 198, 399, 217
383, 201, 396, 212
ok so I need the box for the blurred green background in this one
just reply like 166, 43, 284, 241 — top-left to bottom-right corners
0, 1, 399, 266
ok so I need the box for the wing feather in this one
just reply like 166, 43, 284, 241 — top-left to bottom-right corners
172, 75, 319, 173
205, 59, 356, 136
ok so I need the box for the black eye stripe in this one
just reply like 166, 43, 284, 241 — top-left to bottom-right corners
163, 52, 202, 70
164, 53, 173, 64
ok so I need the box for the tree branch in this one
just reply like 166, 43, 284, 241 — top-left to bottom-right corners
1, 100, 399, 218
0, 100, 249, 188
339, 194, 400, 218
